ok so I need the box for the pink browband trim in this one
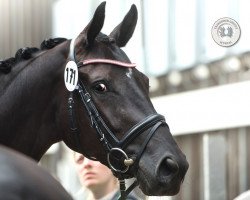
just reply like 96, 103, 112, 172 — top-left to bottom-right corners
80, 59, 136, 68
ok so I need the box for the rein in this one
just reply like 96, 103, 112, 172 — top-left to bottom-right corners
66, 39, 166, 200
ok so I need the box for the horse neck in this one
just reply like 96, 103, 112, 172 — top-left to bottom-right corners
0, 41, 70, 161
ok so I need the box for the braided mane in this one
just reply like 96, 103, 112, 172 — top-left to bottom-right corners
0, 37, 67, 74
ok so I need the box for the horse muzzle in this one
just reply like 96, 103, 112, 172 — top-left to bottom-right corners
136, 147, 189, 196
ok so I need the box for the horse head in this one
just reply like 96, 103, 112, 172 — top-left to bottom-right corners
60, 2, 189, 196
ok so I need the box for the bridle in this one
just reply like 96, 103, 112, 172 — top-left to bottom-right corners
66, 39, 167, 199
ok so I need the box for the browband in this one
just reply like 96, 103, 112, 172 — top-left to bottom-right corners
78, 59, 136, 68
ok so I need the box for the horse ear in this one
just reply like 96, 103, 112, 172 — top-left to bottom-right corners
109, 4, 138, 47
81, 1, 106, 47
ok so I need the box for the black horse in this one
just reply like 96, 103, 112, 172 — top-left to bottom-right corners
0, 145, 73, 200
0, 2, 188, 197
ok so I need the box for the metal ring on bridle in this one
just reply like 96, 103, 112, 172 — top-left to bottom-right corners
107, 148, 132, 173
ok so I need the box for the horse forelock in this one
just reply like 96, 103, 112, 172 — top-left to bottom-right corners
96, 32, 115, 44
77, 32, 130, 64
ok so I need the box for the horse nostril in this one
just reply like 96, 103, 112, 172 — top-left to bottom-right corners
166, 158, 179, 173
158, 157, 179, 178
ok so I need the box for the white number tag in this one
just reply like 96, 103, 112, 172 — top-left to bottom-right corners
64, 61, 78, 91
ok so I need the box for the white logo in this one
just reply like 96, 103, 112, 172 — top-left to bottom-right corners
211, 17, 241, 47
64, 61, 78, 91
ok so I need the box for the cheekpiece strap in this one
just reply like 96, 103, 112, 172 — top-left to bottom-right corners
69, 38, 76, 61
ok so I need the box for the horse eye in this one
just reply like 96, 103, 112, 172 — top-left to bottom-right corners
94, 83, 107, 92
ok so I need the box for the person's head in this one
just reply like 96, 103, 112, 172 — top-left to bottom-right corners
74, 152, 118, 197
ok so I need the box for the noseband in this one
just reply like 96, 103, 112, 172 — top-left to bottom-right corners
66, 39, 166, 199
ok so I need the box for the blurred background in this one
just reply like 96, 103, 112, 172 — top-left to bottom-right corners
1, 0, 250, 199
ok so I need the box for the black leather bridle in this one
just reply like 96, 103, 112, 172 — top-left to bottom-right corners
67, 39, 167, 199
